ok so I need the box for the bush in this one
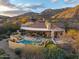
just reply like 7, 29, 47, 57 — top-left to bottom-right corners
0, 54, 10, 59
0, 23, 20, 35
44, 40, 54, 47
14, 48, 22, 56
66, 54, 79, 59
61, 29, 79, 53
0, 38, 3, 41
0, 49, 5, 55
24, 45, 45, 59
21, 44, 67, 59
0, 49, 10, 59
0, 34, 7, 39
44, 44, 66, 59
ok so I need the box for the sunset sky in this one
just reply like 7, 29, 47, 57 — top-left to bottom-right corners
0, 0, 79, 17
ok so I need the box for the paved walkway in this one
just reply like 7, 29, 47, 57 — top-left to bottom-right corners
0, 39, 18, 59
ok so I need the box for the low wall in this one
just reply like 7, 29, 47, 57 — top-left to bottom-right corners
9, 41, 25, 49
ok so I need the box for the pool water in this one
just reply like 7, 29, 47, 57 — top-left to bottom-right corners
17, 40, 35, 44
17, 36, 43, 44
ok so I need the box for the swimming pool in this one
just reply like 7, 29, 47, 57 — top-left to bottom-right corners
17, 36, 44, 44
17, 40, 35, 44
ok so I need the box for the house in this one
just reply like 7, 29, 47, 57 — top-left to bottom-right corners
20, 20, 65, 44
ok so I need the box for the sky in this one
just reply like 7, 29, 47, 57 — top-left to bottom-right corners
0, 0, 79, 17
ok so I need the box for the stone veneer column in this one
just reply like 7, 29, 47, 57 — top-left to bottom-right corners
51, 31, 56, 44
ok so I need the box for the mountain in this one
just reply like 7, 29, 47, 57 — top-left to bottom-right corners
10, 8, 69, 22
0, 7, 69, 20
41, 8, 69, 18
0, 8, 69, 19
0, 15, 9, 19
0, 6, 75, 21
52, 5, 79, 20
13, 8, 69, 20
17, 12, 41, 19
10, 12, 42, 21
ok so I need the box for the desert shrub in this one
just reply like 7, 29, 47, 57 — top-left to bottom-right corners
0, 49, 10, 59
23, 44, 66, 59
24, 45, 45, 59
44, 40, 54, 47
61, 29, 79, 53
0, 49, 5, 55
66, 54, 79, 59
0, 38, 3, 41
67, 29, 78, 37
14, 48, 22, 57
45, 44, 66, 59
0, 23, 20, 35
0, 34, 9, 41
0, 54, 10, 59
0, 34, 7, 39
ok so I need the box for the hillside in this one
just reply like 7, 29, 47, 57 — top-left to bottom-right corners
0, 15, 9, 19
41, 8, 69, 18
52, 5, 79, 20
10, 8, 69, 22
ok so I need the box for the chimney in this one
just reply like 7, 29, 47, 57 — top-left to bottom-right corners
45, 21, 51, 29
43, 18, 45, 21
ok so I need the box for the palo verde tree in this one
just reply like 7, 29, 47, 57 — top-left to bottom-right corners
63, 22, 69, 33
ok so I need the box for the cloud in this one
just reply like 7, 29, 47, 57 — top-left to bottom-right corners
0, 8, 31, 17
64, 0, 77, 3
51, 0, 58, 3
16, 3, 44, 10
51, 0, 78, 4
0, 0, 16, 8
0, 10, 27, 17
23, 3, 43, 9
0, 0, 43, 17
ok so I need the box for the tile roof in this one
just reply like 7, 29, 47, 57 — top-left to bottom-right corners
22, 20, 46, 28
21, 20, 65, 31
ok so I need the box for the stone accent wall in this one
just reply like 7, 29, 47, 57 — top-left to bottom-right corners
9, 41, 25, 49
45, 21, 51, 29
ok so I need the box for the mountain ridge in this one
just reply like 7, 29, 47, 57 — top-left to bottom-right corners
52, 5, 79, 20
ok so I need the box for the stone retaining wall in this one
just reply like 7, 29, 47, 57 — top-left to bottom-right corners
9, 41, 25, 49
